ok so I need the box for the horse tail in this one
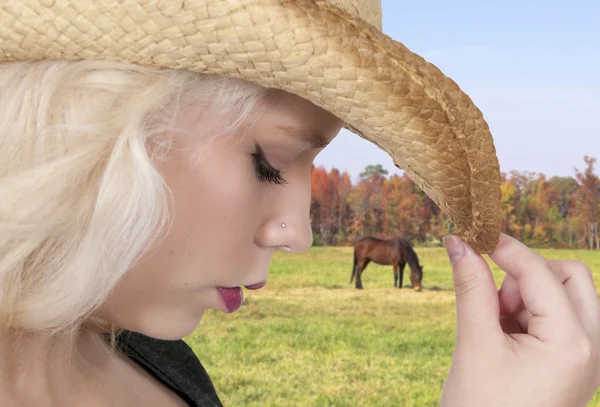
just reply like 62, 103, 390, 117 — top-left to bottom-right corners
350, 249, 357, 283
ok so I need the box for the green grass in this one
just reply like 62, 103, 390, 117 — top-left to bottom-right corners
185, 247, 600, 406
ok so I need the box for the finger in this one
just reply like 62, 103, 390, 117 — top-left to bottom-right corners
499, 308, 532, 334
443, 235, 503, 344
548, 260, 600, 341
500, 314, 526, 334
498, 275, 531, 332
498, 260, 599, 337
489, 234, 581, 342
498, 274, 523, 315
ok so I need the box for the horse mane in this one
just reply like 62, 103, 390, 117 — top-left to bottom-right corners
397, 238, 421, 268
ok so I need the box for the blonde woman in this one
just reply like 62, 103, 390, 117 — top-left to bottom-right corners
0, 1, 598, 406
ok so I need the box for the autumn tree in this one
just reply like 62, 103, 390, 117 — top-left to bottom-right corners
548, 176, 579, 246
575, 156, 600, 249
344, 165, 387, 241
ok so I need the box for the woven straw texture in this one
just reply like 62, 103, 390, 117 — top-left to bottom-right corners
0, 0, 502, 253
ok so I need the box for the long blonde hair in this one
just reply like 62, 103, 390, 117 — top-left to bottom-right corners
0, 59, 266, 335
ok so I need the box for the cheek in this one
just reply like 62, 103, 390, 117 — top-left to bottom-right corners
175, 158, 258, 234
155, 147, 265, 276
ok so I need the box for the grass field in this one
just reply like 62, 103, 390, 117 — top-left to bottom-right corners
185, 247, 600, 406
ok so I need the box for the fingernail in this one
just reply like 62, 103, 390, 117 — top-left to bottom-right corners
443, 235, 466, 264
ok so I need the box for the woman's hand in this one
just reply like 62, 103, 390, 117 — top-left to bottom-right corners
441, 233, 600, 407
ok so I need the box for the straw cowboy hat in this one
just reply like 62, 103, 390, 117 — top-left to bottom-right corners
0, 0, 502, 253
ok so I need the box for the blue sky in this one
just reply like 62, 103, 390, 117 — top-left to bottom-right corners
314, 0, 600, 184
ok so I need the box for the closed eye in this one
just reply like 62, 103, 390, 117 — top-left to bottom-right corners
252, 144, 287, 185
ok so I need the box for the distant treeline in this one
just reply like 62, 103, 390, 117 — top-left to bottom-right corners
310, 156, 600, 250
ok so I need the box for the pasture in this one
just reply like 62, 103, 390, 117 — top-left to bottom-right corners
185, 247, 600, 406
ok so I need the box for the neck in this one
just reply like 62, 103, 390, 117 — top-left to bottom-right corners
0, 327, 116, 405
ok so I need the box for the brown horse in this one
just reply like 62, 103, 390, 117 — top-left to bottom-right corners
350, 236, 423, 290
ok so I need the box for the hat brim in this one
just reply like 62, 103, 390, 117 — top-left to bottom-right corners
0, 0, 502, 253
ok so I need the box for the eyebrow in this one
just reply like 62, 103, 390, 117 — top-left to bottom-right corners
276, 125, 330, 148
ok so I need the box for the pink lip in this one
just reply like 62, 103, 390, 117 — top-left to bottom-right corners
244, 281, 266, 290
216, 287, 243, 313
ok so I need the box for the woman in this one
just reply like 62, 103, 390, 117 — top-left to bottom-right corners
0, 1, 597, 406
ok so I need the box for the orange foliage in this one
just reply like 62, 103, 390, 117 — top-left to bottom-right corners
310, 157, 599, 249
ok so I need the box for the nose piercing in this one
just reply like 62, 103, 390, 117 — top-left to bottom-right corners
281, 222, 286, 228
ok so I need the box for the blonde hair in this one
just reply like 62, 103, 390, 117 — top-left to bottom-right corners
0, 59, 267, 334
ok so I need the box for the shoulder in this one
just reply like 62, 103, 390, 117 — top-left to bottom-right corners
116, 330, 224, 407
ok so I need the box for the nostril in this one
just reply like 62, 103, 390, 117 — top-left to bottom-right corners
278, 245, 292, 252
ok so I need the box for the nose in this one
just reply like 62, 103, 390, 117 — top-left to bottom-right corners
254, 173, 313, 253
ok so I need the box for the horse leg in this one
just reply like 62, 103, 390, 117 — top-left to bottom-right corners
356, 259, 370, 289
393, 263, 399, 288
398, 262, 406, 289
356, 266, 364, 289
350, 251, 358, 284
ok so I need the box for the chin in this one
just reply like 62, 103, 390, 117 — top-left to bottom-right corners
119, 308, 205, 341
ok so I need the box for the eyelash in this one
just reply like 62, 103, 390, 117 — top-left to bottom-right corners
252, 146, 287, 185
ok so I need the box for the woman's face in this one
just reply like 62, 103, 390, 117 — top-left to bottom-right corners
98, 89, 343, 339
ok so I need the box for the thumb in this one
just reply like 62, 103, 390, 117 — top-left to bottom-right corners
443, 235, 503, 344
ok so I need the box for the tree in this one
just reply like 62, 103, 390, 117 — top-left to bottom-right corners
310, 165, 329, 245
347, 165, 387, 240
575, 156, 599, 249
359, 164, 388, 181
500, 179, 518, 235
548, 176, 579, 218
547, 176, 579, 247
